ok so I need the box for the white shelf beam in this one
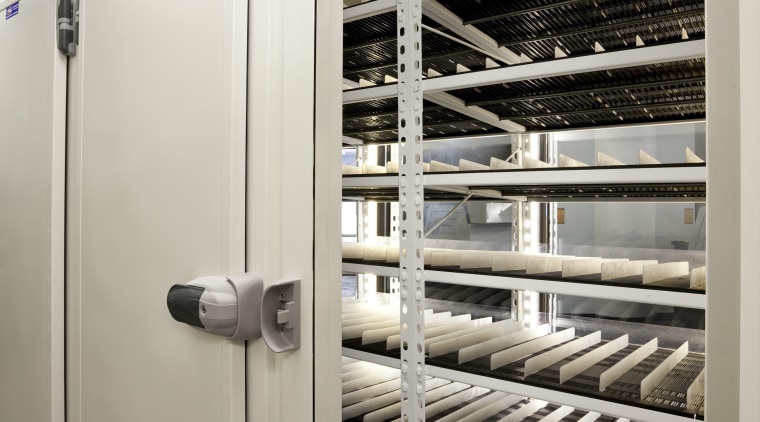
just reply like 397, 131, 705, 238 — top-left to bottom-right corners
343, 262, 398, 277
343, 40, 706, 104
342, 166, 706, 189
342, 347, 400, 369
343, 0, 395, 23
342, 263, 706, 309
425, 270, 705, 310
343, 175, 399, 188
426, 365, 699, 422
424, 165, 705, 187
343, 83, 397, 104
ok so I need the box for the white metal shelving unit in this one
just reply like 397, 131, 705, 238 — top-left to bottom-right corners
340, 1, 707, 421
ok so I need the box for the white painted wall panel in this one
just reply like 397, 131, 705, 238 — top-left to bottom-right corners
0, 1, 66, 421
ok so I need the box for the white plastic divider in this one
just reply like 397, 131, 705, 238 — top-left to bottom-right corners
640, 342, 689, 398
600, 338, 659, 392
560, 335, 629, 384
491, 328, 576, 370
459, 324, 551, 364
524, 331, 602, 376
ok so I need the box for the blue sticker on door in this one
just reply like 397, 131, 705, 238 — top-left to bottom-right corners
6, 1, 19, 20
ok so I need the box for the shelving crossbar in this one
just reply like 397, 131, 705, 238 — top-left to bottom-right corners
342, 263, 706, 310
343, 40, 705, 104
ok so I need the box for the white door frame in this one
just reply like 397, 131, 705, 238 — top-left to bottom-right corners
314, 0, 345, 420
705, 0, 760, 420
246, 0, 327, 420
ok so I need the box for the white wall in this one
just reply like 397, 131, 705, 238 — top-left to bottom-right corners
556, 123, 705, 257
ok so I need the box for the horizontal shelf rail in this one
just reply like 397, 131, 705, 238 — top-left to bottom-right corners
342, 346, 400, 369
342, 165, 706, 189
343, 0, 395, 23
343, 40, 706, 104
342, 262, 706, 309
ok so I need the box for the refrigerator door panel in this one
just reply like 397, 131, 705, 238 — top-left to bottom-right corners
66, 1, 247, 421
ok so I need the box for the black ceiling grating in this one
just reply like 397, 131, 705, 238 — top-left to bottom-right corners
343, 99, 504, 143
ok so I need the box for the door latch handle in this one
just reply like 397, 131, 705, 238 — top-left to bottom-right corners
167, 273, 263, 340
167, 273, 300, 352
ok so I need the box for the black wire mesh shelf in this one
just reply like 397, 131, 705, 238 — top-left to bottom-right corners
343, 1, 705, 136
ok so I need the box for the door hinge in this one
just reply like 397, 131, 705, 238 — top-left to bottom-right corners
57, 0, 78, 57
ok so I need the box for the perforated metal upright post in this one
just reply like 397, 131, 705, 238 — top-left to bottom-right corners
397, 0, 425, 420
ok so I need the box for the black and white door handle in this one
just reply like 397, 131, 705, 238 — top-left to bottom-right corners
167, 273, 300, 352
